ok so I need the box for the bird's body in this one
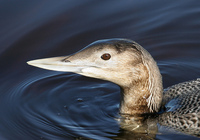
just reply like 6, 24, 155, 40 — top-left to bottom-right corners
159, 79, 200, 136
27, 38, 200, 137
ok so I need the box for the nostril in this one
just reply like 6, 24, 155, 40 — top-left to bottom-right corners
64, 60, 71, 63
62, 58, 71, 63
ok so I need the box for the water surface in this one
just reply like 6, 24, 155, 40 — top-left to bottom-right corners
0, 0, 200, 139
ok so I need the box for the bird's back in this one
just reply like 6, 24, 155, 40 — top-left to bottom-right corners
159, 79, 200, 137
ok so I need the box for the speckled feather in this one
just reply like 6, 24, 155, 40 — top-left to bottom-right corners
159, 79, 200, 136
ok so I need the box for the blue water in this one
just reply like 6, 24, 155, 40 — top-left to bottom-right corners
0, 1, 200, 139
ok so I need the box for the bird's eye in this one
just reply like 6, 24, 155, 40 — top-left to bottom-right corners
101, 53, 111, 60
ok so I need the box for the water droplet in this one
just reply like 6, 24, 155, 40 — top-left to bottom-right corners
57, 113, 61, 116
64, 105, 68, 109
77, 98, 83, 102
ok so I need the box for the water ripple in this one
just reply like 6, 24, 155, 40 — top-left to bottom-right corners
2, 73, 119, 139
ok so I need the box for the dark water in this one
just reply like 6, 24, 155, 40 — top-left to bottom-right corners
0, 0, 200, 139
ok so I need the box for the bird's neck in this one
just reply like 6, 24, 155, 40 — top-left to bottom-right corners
120, 82, 151, 115
119, 61, 163, 115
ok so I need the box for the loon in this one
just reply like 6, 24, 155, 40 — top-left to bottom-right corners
27, 38, 200, 137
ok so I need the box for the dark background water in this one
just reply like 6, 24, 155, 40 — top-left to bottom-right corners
0, 0, 200, 140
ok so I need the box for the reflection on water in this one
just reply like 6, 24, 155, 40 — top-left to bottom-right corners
0, 0, 200, 139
